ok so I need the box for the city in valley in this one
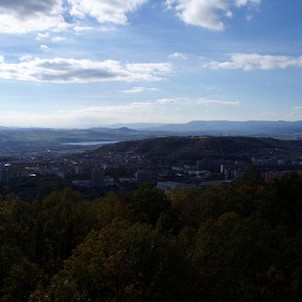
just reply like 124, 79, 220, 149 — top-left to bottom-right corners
1, 126, 302, 199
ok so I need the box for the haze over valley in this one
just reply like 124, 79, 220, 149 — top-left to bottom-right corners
0, 120, 301, 158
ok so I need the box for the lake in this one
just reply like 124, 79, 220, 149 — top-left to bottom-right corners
63, 141, 120, 146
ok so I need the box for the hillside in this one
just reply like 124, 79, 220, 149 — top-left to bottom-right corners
98, 136, 302, 162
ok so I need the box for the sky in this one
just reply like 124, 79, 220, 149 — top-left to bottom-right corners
0, 0, 302, 128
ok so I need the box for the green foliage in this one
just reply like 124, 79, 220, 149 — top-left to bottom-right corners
127, 183, 171, 225
1, 174, 302, 300
39, 220, 195, 301
195, 215, 292, 301
9, 176, 67, 200
167, 186, 204, 227
273, 172, 302, 234
3, 258, 45, 302
93, 192, 129, 227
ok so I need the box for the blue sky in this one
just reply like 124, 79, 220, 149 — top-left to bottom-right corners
0, 0, 301, 128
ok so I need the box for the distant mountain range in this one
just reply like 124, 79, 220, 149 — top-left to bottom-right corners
1, 120, 302, 138
0, 120, 302, 157
108, 120, 302, 137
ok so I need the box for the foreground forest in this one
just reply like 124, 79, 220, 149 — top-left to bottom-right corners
1, 171, 302, 301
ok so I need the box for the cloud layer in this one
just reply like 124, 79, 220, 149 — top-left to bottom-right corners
197, 98, 240, 105
0, 0, 261, 33
204, 53, 302, 70
123, 86, 158, 94
0, 57, 171, 83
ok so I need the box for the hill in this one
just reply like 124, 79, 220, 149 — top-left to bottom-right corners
97, 136, 302, 162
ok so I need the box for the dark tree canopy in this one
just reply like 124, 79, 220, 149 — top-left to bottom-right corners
1, 174, 302, 301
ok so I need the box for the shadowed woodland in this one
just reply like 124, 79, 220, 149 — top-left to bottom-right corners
1, 171, 302, 301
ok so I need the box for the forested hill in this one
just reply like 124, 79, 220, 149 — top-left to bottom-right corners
97, 136, 302, 161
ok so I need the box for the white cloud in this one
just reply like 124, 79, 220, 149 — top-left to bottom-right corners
72, 25, 117, 34
73, 26, 94, 33
289, 106, 302, 117
0, 0, 148, 34
36, 32, 50, 41
123, 86, 158, 94
72, 25, 114, 33
197, 98, 240, 105
19, 55, 33, 62
126, 63, 172, 74
235, 0, 261, 7
67, 0, 148, 25
156, 98, 178, 104
0, 0, 262, 34
166, 0, 230, 31
40, 44, 50, 51
166, 0, 261, 31
52, 36, 66, 42
0, 0, 61, 16
0, 0, 67, 34
0, 54, 4, 63
0, 57, 172, 83
37, 33, 66, 43
169, 52, 188, 60
123, 87, 144, 94
203, 53, 302, 70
